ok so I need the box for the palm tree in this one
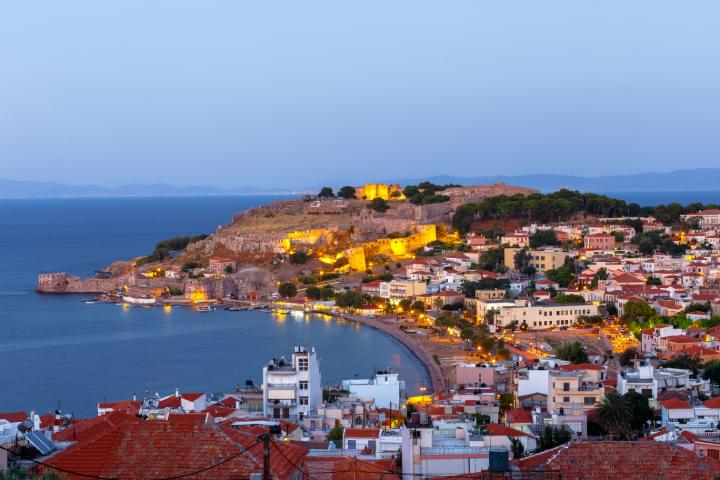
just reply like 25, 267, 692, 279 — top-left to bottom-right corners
597, 392, 632, 439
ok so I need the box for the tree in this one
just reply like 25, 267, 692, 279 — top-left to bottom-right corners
289, 251, 308, 264
703, 360, 720, 384
555, 341, 589, 364
318, 187, 335, 198
411, 300, 426, 313
619, 347, 638, 367
327, 424, 344, 447
638, 237, 655, 255
334, 290, 365, 310
530, 230, 559, 248
538, 425, 572, 451
509, 437, 525, 459
621, 300, 656, 324
663, 353, 702, 375
278, 282, 297, 298
546, 265, 574, 288
478, 248, 506, 273
368, 197, 390, 213
596, 392, 632, 439
554, 294, 586, 304
622, 391, 654, 435
513, 248, 532, 272
590, 268, 609, 288
337, 185, 357, 199
498, 393, 515, 416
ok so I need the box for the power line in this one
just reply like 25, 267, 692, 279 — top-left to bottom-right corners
1, 438, 259, 480
0, 444, 116, 480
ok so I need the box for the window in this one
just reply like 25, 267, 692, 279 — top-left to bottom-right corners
563, 397, 570, 403
563, 382, 570, 392
299, 381, 308, 390
347, 440, 356, 449
584, 396, 596, 405
299, 396, 309, 406
298, 358, 309, 371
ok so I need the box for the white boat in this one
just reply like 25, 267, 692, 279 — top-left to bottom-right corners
196, 304, 212, 312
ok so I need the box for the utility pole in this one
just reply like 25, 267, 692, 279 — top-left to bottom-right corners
261, 432, 271, 480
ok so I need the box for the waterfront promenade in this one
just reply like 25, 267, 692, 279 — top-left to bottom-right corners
321, 311, 448, 396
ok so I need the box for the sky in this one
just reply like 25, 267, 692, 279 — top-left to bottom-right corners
1, 1, 719, 189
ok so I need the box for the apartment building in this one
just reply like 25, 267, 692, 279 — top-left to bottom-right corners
548, 365, 605, 413
476, 299, 598, 331
262, 346, 322, 420
504, 248, 569, 273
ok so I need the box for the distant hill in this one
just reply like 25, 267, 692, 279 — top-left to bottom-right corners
3, 168, 719, 198
387, 168, 720, 193
0, 179, 313, 199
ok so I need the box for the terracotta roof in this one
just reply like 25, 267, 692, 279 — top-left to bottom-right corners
158, 396, 182, 409
558, 363, 603, 371
515, 441, 720, 479
661, 398, 692, 409
167, 412, 209, 424
181, 392, 205, 401
53, 412, 142, 443
664, 335, 700, 344
344, 428, 380, 438
203, 406, 238, 418
0, 411, 27, 423
484, 423, 528, 437
505, 408, 533, 424
43, 421, 308, 480
97, 400, 142, 416
703, 397, 720, 409
304, 456, 398, 480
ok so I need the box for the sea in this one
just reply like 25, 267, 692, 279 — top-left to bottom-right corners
0, 196, 429, 417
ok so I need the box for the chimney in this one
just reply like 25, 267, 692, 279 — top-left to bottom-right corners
175, 387, 180, 398
133, 393, 137, 401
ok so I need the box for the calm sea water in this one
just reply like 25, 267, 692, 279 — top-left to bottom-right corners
0, 197, 429, 417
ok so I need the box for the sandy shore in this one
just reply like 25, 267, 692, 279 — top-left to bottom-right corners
314, 311, 449, 397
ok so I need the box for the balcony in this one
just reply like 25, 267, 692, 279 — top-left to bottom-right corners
267, 383, 297, 389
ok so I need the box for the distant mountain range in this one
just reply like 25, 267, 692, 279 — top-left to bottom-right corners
0, 179, 313, 199
2, 168, 719, 198
387, 168, 720, 193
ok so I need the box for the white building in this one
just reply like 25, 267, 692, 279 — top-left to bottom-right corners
477, 299, 598, 331
262, 346, 322, 420
517, 368, 551, 397
342, 371, 405, 409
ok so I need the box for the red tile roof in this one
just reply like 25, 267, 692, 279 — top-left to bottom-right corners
97, 400, 142, 416
43, 421, 307, 480
484, 423, 527, 437
53, 412, 142, 443
505, 408, 533, 424
558, 363, 603, 371
167, 412, 209, 424
158, 396, 182, 409
304, 456, 398, 480
344, 428, 380, 438
661, 398, 692, 409
182, 392, 205, 401
515, 441, 720, 479
0, 411, 27, 423
704, 397, 720, 409
664, 335, 701, 344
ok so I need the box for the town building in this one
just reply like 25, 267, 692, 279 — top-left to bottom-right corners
342, 371, 405, 410
262, 346, 322, 420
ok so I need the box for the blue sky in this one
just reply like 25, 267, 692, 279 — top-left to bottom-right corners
1, 1, 719, 188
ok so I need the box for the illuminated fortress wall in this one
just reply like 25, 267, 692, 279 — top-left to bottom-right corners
355, 183, 405, 201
